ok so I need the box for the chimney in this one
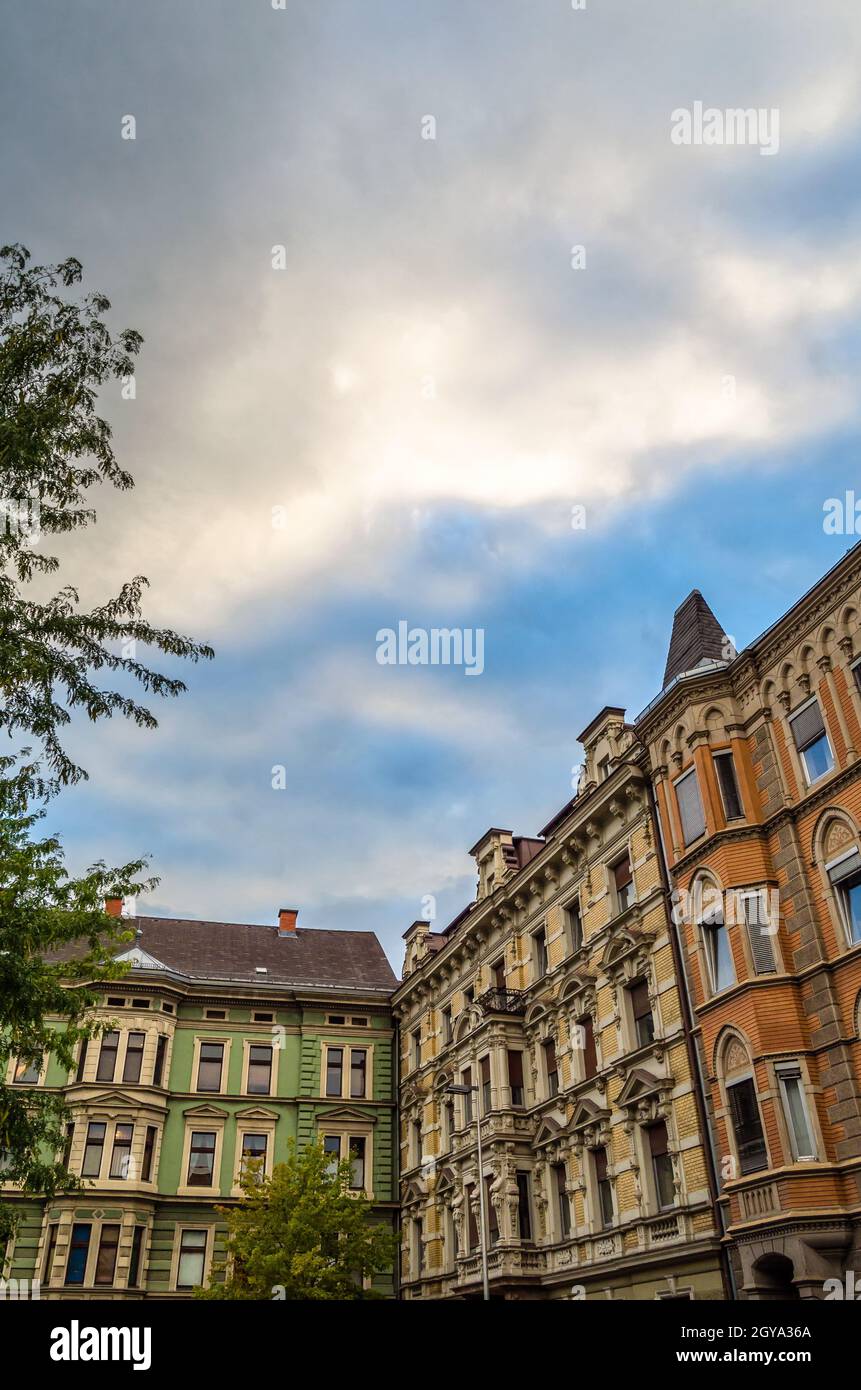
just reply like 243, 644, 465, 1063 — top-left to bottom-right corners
105, 896, 123, 918
278, 907, 298, 935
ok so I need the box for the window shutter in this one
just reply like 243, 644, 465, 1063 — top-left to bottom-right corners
675, 769, 706, 844
828, 850, 861, 886
741, 892, 776, 975
789, 700, 825, 751
647, 1123, 668, 1158
593, 1147, 608, 1181
613, 855, 633, 890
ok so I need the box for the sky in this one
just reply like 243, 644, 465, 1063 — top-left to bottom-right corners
4, 0, 861, 973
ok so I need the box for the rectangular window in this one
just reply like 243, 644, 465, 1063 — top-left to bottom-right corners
553, 1162, 571, 1237
240, 1132, 268, 1179
675, 767, 706, 845
94, 1223, 120, 1285
247, 1044, 273, 1095
594, 1148, 614, 1228
187, 1130, 217, 1186
196, 1041, 224, 1092
727, 1077, 768, 1174
828, 853, 861, 944
350, 1048, 367, 1099
516, 1171, 532, 1241
110, 1123, 134, 1179
96, 1030, 120, 1082
507, 1049, 524, 1107
323, 1134, 341, 1177
789, 699, 833, 784
532, 928, 548, 979
703, 911, 735, 993
123, 1032, 146, 1084
462, 1067, 473, 1124
412, 1117, 422, 1165
81, 1121, 106, 1178
141, 1125, 157, 1183
326, 1046, 344, 1097
492, 957, 506, 990
613, 854, 635, 912
43, 1225, 59, 1283
177, 1229, 207, 1290
75, 1038, 88, 1083
466, 1184, 479, 1251
13, 1056, 41, 1085
348, 1136, 366, 1190
127, 1226, 145, 1288
777, 1066, 816, 1161
442, 1007, 452, 1045
630, 980, 655, 1048
578, 1014, 598, 1078
62, 1122, 74, 1170
648, 1123, 675, 1209
445, 1100, 455, 1148
486, 1175, 499, 1246
152, 1034, 168, 1087
714, 750, 743, 820
480, 1055, 492, 1113
543, 1038, 558, 1097
411, 1029, 422, 1070
65, 1223, 92, 1286
566, 900, 583, 952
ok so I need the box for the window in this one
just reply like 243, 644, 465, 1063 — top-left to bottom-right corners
827, 851, 861, 944
204, 1009, 226, 1020
777, 1065, 816, 1161
675, 767, 706, 845
161, 1002, 174, 1014
123, 1032, 146, 1084
128, 1226, 145, 1288
648, 1123, 675, 1209
141, 1125, 157, 1183
107, 997, 125, 1007
466, 1184, 479, 1251
323, 1134, 341, 1176
577, 1014, 598, 1078
110, 1123, 134, 1179
594, 1147, 614, 1228
411, 1029, 422, 1070
507, 1049, 524, 1107
463, 984, 475, 1005
348, 1136, 366, 1190
597, 755, 611, 782
239, 1133, 268, 1180
789, 699, 833, 784
62, 1123, 74, 1169
516, 1171, 532, 1240
152, 1034, 168, 1087
462, 1067, 473, 1124
566, 899, 583, 952
727, 1077, 768, 1174
75, 1039, 88, 1083
613, 854, 635, 913
702, 904, 735, 993
491, 957, 506, 989
65, 1223, 92, 1286
480, 1055, 492, 1114
714, 750, 743, 820
43, 1225, 59, 1283
13, 1056, 41, 1085
94, 1224, 120, 1285
328, 1015, 346, 1026
441, 1006, 452, 1045
543, 1038, 559, 1097
444, 1100, 455, 1148
629, 980, 655, 1048
351, 1016, 368, 1027
553, 1162, 571, 1237
176, 1229, 208, 1290
350, 1048, 367, 1099
253, 1011, 274, 1023
187, 1131, 217, 1186
247, 1044, 273, 1095
96, 1030, 120, 1082
412, 1116, 422, 1166
485, 1176, 499, 1246
326, 1047, 344, 1097
81, 1121, 106, 1178
132, 998, 150, 1010
532, 928, 548, 980
196, 1041, 224, 1093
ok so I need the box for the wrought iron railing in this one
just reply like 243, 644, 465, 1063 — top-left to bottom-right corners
477, 987, 526, 1015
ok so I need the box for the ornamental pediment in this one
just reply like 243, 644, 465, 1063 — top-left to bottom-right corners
568, 1096, 611, 1134
181, 1103, 230, 1120
600, 924, 655, 976
314, 1105, 377, 1126
234, 1105, 279, 1122
616, 1067, 674, 1124
532, 1115, 564, 1149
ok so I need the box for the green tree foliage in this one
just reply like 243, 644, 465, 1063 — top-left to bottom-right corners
0, 242, 213, 788
196, 1141, 397, 1300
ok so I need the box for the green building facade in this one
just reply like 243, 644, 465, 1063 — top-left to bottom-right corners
1, 908, 399, 1298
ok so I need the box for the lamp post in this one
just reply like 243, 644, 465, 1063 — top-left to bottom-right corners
447, 1083, 490, 1302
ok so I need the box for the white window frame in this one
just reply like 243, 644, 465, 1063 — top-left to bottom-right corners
775, 1062, 818, 1162
192, 1035, 232, 1096
171, 1224, 213, 1292
320, 1042, 373, 1101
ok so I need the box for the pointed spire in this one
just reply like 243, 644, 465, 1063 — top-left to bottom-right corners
662, 590, 728, 687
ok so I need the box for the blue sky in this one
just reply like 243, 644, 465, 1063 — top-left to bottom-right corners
4, 0, 861, 970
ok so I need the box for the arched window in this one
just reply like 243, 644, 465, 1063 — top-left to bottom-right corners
818, 814, 861, 947
718, 1032, 768, 1177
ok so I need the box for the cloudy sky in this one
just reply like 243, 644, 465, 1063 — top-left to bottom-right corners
4, 0, 861, 971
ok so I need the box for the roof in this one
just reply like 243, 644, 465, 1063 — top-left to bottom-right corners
53, 916, 399, 993
662, 590, 728, 687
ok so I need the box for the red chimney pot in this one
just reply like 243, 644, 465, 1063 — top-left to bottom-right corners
278, 907, 298, 935
105, 896, 123, 918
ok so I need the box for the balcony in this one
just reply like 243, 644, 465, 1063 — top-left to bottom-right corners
477, 987, 526, 1016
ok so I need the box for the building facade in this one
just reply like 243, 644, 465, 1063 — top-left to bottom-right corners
1, 906, 398, 1299
636, 550, 861, 1298
393, 708, 726, 1300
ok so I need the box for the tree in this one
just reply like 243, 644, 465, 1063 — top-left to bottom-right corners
195, 1141, 398, 1300
0, 758, 156, 1247
0, 242, 213, 789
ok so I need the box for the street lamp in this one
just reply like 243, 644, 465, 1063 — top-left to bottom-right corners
446, 1083, 490, 1301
